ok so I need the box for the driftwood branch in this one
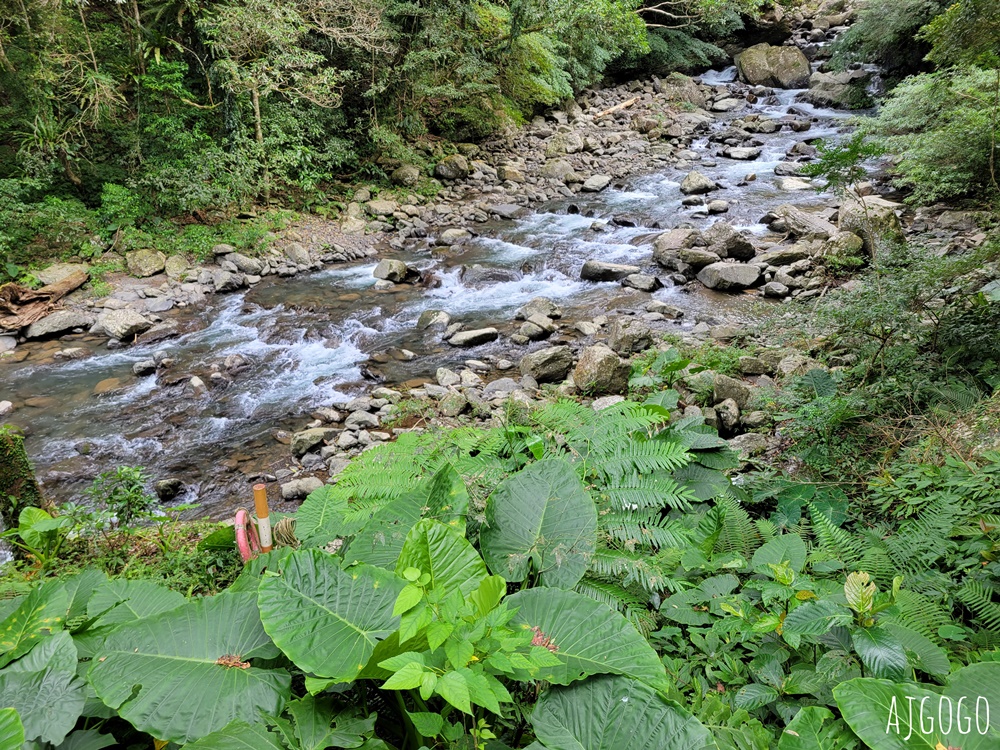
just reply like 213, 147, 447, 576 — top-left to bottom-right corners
594, 96, 640, 119
0, 270, 89, 331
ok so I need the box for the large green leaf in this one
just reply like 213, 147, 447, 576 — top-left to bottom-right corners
751, 534, 807, 573
0, 666, 85, 745
87, 578, 185, 627
778, 706, 856, 750
481, 459, 596, 589
54, 569, 109, 625
783, 601, 852, 637
882, 622, 950, 678
5, 630, 76, 674
396, 519, 488, 599
287, 696, 376, 750
88, 591, 289, 744
0, 581, 67, 668
531, 675, 713, 750
257, 549, 400, 682
507, 588, 667, 690
345, 465, 470, 569
0, 708, 23, 750
942, 662, 1000, 750
851, 626, 907, 680
182, 719, 285, 749
834, 679, 942, 750
58, 729, 117, 750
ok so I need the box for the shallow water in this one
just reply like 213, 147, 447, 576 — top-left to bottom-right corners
0, 69, 852, 517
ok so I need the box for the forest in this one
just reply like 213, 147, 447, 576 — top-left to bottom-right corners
1, 0, 1000, 748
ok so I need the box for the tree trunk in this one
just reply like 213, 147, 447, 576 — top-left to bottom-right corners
0, 427, 43, 553
251, 85, 269, 204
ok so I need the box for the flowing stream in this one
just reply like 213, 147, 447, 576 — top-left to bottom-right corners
0, 65, 855, 518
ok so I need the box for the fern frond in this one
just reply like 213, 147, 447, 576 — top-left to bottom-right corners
810, 504, 863, 566
958, 579, 1000, 634
574, 577, 658, 635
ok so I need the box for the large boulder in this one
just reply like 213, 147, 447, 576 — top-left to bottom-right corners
291, 427, 337, 457
653, 228, 702, 267
25, 309, 95, 339
838, 197, 905, 255
434, 154, 470, 180
581, 261, 641, 282
373, 259, 411, 283
703, 223, 756, 261
519, 346, 574, 383
97, 309, 152, 340
607, 318, 652, 354
391, 165, 421, 187
821, 231, 865, 258
680, 171, 718, 195
573, 344, 629, 395
126, 249, 166, 278
804, 70, 870, 109
540, 159, 579, 182
516, 297, 562, 320
697, 263, 762, 291
417, 309, 451, 331
225, 253, 264, 275
736, 43, 811, 89
678, 247, 722, 271
36, 263, 89, 286
713, 374, 752, 409
775, 204, 838, 240
448, 328, 499, 347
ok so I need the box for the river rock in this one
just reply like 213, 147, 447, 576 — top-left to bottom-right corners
540, 159, 578, 182
697, 263, 761, 291
838, 197, 904, 255
448, 328, 499, 347
439, 391, 468, 417
126, 249, 166, 278
680, 171, 718, 195
417, 309, 451, 331
546, 131, 585, 156
488, 204, 528, 220
212, 270, 245, 292
435, 154, 470, 180
281, 476, 324, 500
96, 309, 151, 340
164, 255, 189, 280
573, 344, 629, 395
581, 260, 640, 281
497, 164, 525, 183
736, 43, 811, 89
436, 367, 461, 387
36, 262, 89, 286
678, 248, 722, 271
519, 346, 574, 383
391, 164, 421, 187
725, 147, 762, 161
763, 281, 790, 298
714, 374, 752, 408
345, 411, 380, 430
582, 174, 612, 192
460, 265, 520, 286
622, 274, 662, 292
367, 199, 398, 217
0, 336, 15, 352
285, 242, 311, 266
291, 427, 338, 457
728, 432, 770, 459
132, 359, 157, 376
225, 253, 264, 275
805, 70, 869, 109
754, 246, 811, 265
373, 259, 411, 283
212, 244, 235, 255
25, 310, 95, 339
708, 200, 730, 214
717, 398, 740, 431
516, 297, 562, 320
821, 231, 865, 258
521, 314, 555, 340
607, 318, 652, 354
439, 228, 471, 245
0, 401, 13, 417
653, 228, 702, 267
704, 223, 756, 261
775, 204, 838, 240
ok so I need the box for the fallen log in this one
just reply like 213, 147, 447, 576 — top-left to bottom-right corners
594, 96, 640, 119
0, 268, 89, 331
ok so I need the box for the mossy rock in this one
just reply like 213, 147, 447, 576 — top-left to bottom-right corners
0, 425, 43, 536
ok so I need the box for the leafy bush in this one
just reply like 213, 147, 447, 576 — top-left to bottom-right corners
85, 466, 156, 529
866, 66, 1000, 203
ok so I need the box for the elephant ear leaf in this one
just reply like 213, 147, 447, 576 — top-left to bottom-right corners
778, 706, 855, 750
257, 549, 401, 683
531, 674, 713, 750
481, 458, 596, 589
88, 591, 290, 745
0, 708, 24, 750
506, 588, 667, 690
182, 719, 286, 749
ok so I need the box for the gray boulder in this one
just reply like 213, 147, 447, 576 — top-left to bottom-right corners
714, 374, 752, 408
417, 309, 451, 331
97, 309, 151, 340
291, 427, 337, 457
776, 204, 838, 240
448, 328, 499, 347
515, 297, 562, 320
285, 242, 311, 265
582, 175, 612, 192
225, 253, 265, 275
126, 249, 166, 278
435, 154, 470, 180
838, 197, 904, 255
373, 259, 411, 283
25, 310, 95, 339
281, 477, 324, 500
519, 346, 575, 383
581, 261, 640, 282
391, 165, 421, 187
212, 270, 245, 292
736, 43, 811, 89
680, 171, 718, 195
573, 344, 629, 395
697, 263, 761, 291
607, 318, 652, 354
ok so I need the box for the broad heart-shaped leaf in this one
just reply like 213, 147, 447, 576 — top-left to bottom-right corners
752, 533, 807, 573
481, 458, 596, 589
507, 588, 667, 690
0, 580, 67, 668
851, 626, 907, 680
0, 666, 85, 745
941, 662, 1000, 750
287, 696, 376, 750
0, 707, 24, 750
54, 568, 109, 625
882, 622, 950, 678
531, 675, 713, 750
778, 706, 855, 750
5, 630, 76, 674
88, 591, 290, 744
257, 549, 401, 682
345, 465, 471, 569
293, 485, 351, 547
834, 679, 942, 750
87, 578, 185, 627
57, 728, 116, 750
396, 519, 488, 599
181, 719, 285, 749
